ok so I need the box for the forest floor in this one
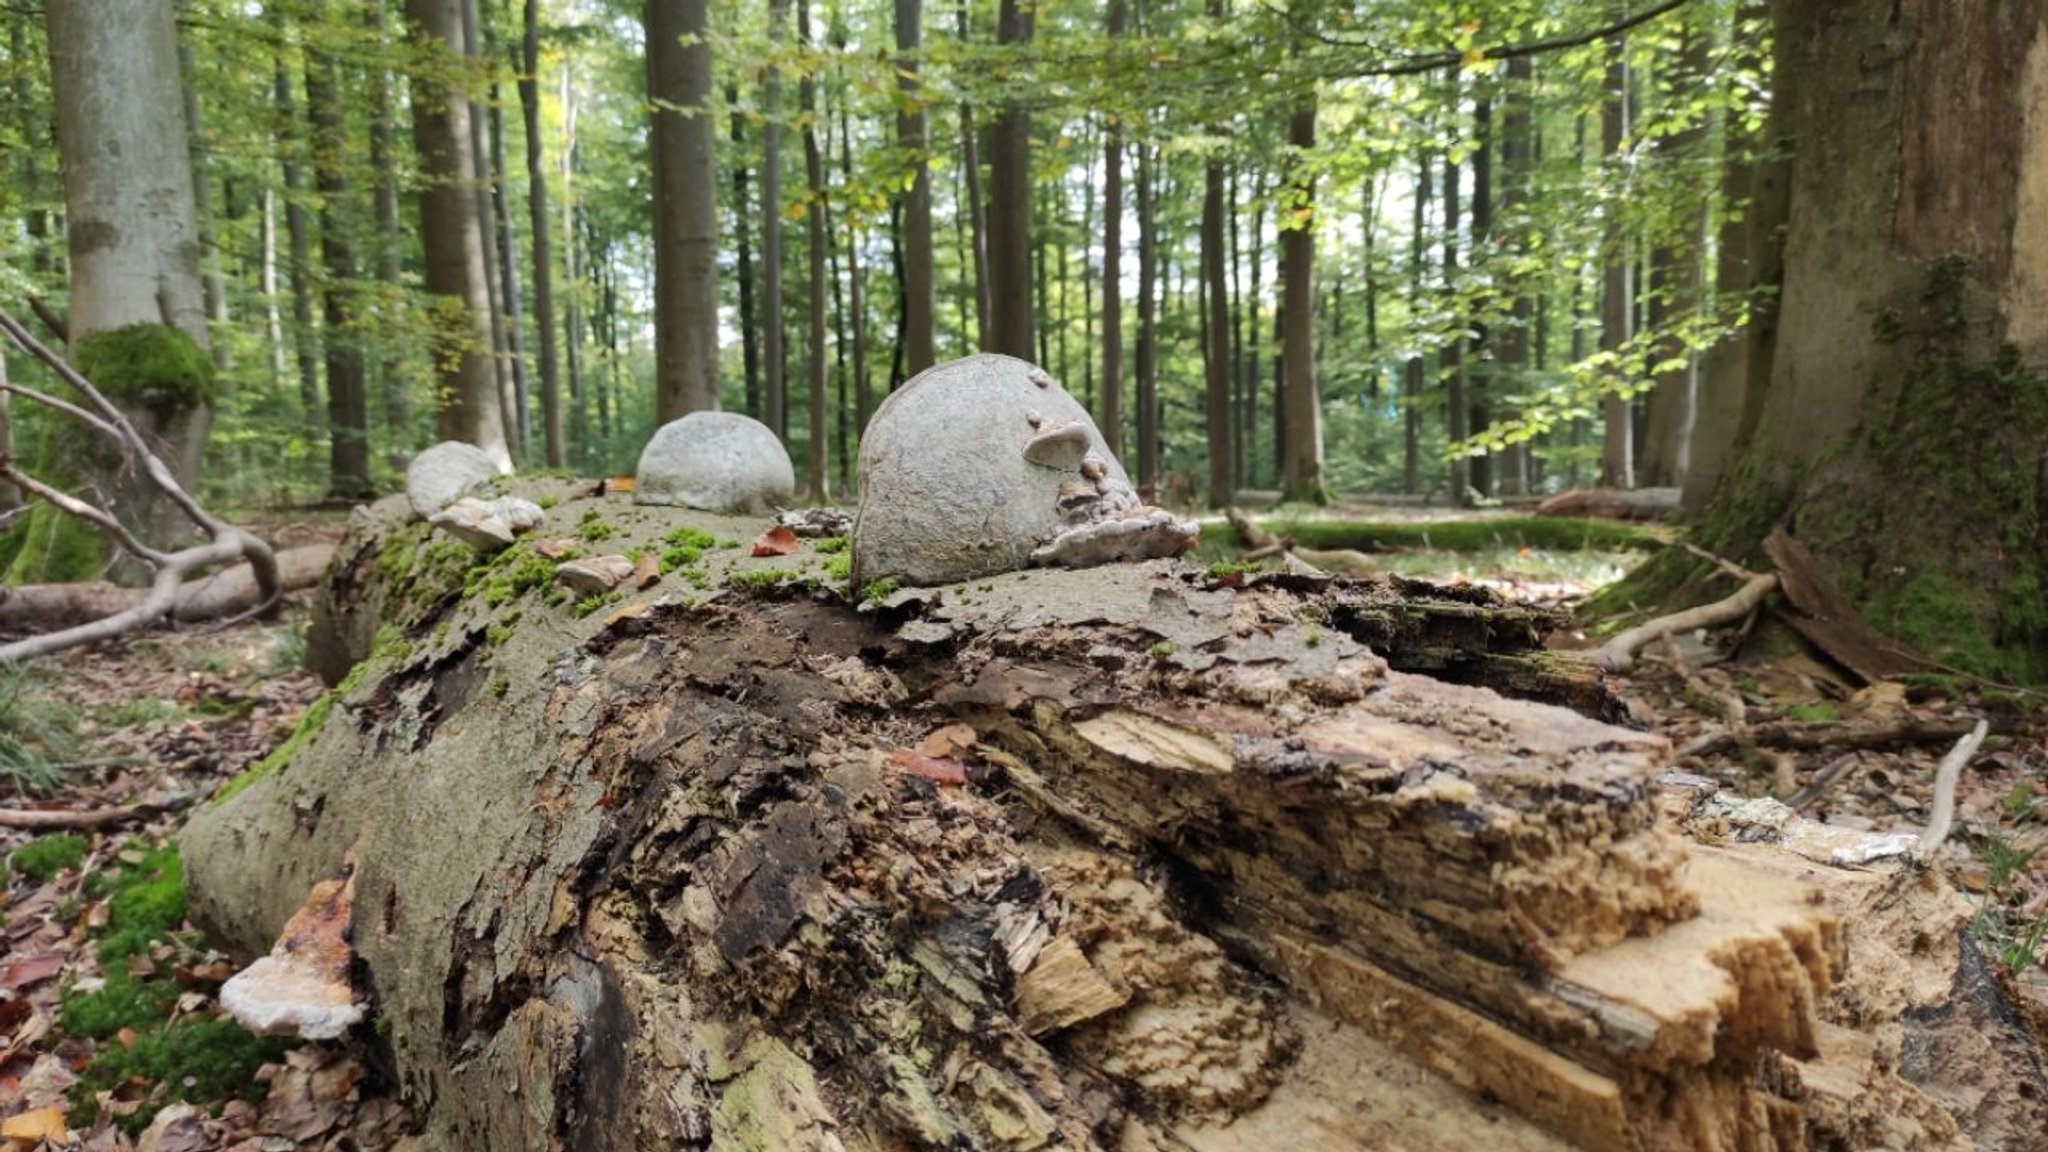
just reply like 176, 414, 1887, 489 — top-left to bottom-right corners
2, 507, 2045, 1151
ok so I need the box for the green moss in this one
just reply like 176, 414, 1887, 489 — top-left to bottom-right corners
730, 568, 793, 592
214, 691, 336, 805
0, 502, 110, 585
7, 833, 87, 881
60, 969, 181, 1039
859, 578, 901, 604
577, 508, 616, 542
573, 589, 624, 616
1257, 515, 1664, 555
1782, 702, 1839, 723
661, 526, 719, 570
813, 536, 849, 553
73, 323, 215, 422
93, 843, 187, 964
1579, 549, 1718, 630
824, 552, 851, 581
70, 1013, 285, 1133
464, 542, 559, 608
1205, 560, 1267, 581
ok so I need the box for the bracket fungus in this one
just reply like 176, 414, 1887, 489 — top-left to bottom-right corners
851, 354, 1197, 588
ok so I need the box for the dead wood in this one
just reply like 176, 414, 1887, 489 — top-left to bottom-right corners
1534, 487, 1680, 521
1764, 526, 1932, 682
0, 805, 152, 830
179, 488, 2022, 1152
0, 543, 333, 636
1682, 716, 1998, 758
0, 308, 282, 662
1593, 570, 1779, 671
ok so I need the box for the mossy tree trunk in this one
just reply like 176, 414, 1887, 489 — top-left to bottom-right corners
181, 488, 2032, 1152
16, 0, 213, 583
1696, 0, 2048, 680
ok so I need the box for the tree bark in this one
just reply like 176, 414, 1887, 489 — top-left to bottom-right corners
1694, 0, 2048, 678
1278, 93, 1322, 503
895, 0, 936, 375
486, 16, 531, 459
762, 0, 790, 440
1098, 1, 1127, 463
1468, 95, 1494, 499
459, 0, 517, 460
521, 0, 565, 467
1441, 144, 1467, 502
183, 488, 2029, 1152
1598, 36, 1633, 490
368, 0, 412, 457
1496, 57, 1535, 497
799, 0, 830, 499
1202, 140, 1233, 509
406, 0, 511, 469
985, 0, 1035, 360
303, 16, 373, 499
1403, 145, 1431, 496
729, 84, 763, 420
1637, 25, 1710, 490
957, 0, 991, 351
837, 95, 872, 451
648, 0, 722, 422
272, 29, 321, 427
1134, 139, 1159, 494
42, 0, 213, 556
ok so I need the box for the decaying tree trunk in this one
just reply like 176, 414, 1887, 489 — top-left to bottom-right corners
183, 484, 2042, 1152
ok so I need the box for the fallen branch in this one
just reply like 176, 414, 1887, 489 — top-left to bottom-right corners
0, 805, 152, 830
1912, 719, 1988, 861
1681, 716, 1997, 758
1593, 571, 1779, 672
0, 543, 333, 636
0, 307, 281, 662
1786, 753, 1861, 813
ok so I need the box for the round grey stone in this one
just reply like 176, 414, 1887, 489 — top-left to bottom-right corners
852, 354, 1135, 588
406, 440, 502, 518
634, 411, 795, 514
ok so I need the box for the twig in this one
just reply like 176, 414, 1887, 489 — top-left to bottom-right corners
1593, 572, 1779, 672
1680, 541, 1761, 583
1276, 0, 1695, 76
1911, 719, 1988, 861
1786, 753, 1861, 814
0, 805, 153, 830
1682, 716, 1996, 757
26, 294, 67, 345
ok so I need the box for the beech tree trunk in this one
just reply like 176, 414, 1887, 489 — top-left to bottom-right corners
1278, 94, 1322, 503
1202, 138, 1232, 509
406, 0, 511, 469
1695, 0, 2048, 679
648, 0, 721, 422
521, 0, 565, 467
985, 0, 1034, 359
1134, 139, 1158, 494
185, 486, 2040, 1152
1597, 35, 1633, 490
1098, 2, 1126, 464
762, 0, 790, 440
304, 20, 372, 499
895, 0, 935, 375
799, 0, 830, 499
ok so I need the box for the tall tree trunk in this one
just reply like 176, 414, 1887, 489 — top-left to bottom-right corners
647, 0, 722, 422
1202, 124, 1233, 508
1081, 141, 1097, 410
1098, 0, 1127, 462
304, 14, 371, 498
895, 0, 935, 374
1278, 91, 1323, 503
261, 187, 287, 396
369, 0, 411, 455
729, 83, 762, 420
177, 37, 229, 371
485, 10, 531, 458
838, 94, 872, 449
457, 0, 518, 459
1403, 146, 1430, 496
521, 0, 565, 467
985, 0, 1034, 359
1639, 26, 1712, 491
799, 0, 830, 499
1496, 57, 1534, 497
1467, 95, 1494, 499
561, 68, 589, 461
763, 0, 791, 439
1598, 38, 1634, 489
957, 0, 991, 350
406, 0, 510, 468
273, 26, 321, 426
1245, 189, 1265, 490
1134, 138, 1159, 494
1441, 145, 1468, 502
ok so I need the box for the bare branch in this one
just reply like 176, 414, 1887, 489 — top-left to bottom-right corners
1911, 719, 1988, 862
0, 462, 171, 565
1593, 572, 1779, 672
0, 377, 124, 440
0, 805, 154, 831
1275, 0, 1696, 77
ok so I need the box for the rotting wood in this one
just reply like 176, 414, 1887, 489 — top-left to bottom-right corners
1764, 526, 1932, 682
0, 544, 332, 636
181, 487, 2011, 1152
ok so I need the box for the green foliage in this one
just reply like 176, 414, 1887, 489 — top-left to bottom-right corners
465, 541, 560, 608
729, 568, 793, 592
0, 502, 111, 586
91, 843, 188, 964
7, 833, 87, 881
577, 508, 616, 541
858, 578, 900, 604
1260, 515, 1664, 555
73, 324, 216, 421
74, 1014, 285, 1130
660, 526, 720, 570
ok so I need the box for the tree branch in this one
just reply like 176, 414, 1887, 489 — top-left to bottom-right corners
1283, 0, 1696, 78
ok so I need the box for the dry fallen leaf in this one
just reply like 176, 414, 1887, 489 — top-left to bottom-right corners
0, 953, 64, 993
0, 1106, 69, 1144
750, 525, 801, 557
890, 749, 969, 787
915, 724, 977, 760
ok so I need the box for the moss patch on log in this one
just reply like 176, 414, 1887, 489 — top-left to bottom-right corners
1256, 515, 1665, 555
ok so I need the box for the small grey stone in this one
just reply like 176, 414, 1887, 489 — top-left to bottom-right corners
429, 497, 516, 552
407, 441, 502, 518
485, 496, 546, 533
555, 554, 637, 597
635, 411, 795, 514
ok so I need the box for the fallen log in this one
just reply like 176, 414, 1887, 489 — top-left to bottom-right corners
0, 543, 333, 636
181, 486, 2028, 1152
1536, 487, 1682, 521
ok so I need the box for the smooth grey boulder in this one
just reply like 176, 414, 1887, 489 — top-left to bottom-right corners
634, 411, 795, 514
851, 353, 1197, 588
406, 440, 501, 518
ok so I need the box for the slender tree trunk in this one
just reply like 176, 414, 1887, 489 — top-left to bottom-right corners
1468, 95, 1494, 498
1081, 141, 1097, 411
895, 0, 935, 374
521, 0, 564, 466
729, 83, 762, 420
261, 187, 286, 395
1227, 163, 1243, 490
1279, 91, 1323, 503
561, 68, 589, 461
838, 95, 871, 449
1639, 27, 1711, 490
1099, 0, 1127, 462
1442, 144, 1468, 502
985, 0, 1035, 359
957, 0, 991, 350
272, 25, 321, 425
1599, 40, 1634, 489
304, 15, 371, 498
1404, 146, 1430, 495
1244, 189, 1264, 489
1496, 56, 1534, 497
369, 0, 411, 454
799, 0, 830, 499
177, 38, 228, 370
458, 0, 517, 456
406, 0, 510, 468
647, 0, 722, 422
1134, 137, 1159, 494
763, 0, 791, 439
486, 9, 530, 458
1202, 121, 1233, 508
